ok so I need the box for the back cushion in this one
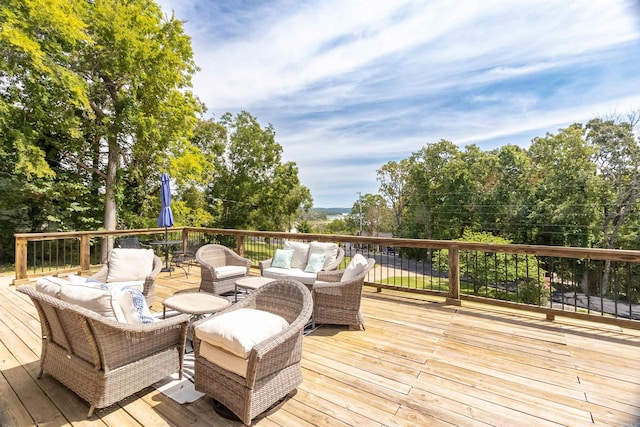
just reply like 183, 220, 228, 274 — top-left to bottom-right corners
308, 242, 339, 268
36, 276, 68, 298
341, 254, 369, 282
107, 248, 154, 282
59, 283, 127, 322
284, 240, 310, 269
36, 276, 152, 324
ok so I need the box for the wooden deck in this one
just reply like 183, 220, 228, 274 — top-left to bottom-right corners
2, 268, 640, 427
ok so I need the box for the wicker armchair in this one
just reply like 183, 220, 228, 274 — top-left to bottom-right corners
192, 279, 312, 425
17, 286, 189, 418
313, 257, 376, 330
196, 244, 252, 295
90, 249, 162, 306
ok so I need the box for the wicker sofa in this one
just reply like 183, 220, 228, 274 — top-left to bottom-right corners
192, 279, 312, 425
17, 285, 189, 417
259, 240, 345, 285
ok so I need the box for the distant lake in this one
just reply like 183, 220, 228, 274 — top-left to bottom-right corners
326, 213, 349, 221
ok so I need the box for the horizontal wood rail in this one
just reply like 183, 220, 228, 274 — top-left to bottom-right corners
14, 227, 640, 329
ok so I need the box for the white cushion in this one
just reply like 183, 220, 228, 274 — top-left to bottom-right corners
342, 254, 369, 282
271, 249, 294, 269
262, 267, 317, 285
106, 248, 154, 282
284, 241, 310, 269
214, 265, 247, 279
36, 276, 152, 324
59, 283, 127, 322
107, 280, 145, 293
199, 341, 249, 377
36, 276, 68, 298
308, 242, 339, 268
195, 308, 289, 358
118, 289, 154, 324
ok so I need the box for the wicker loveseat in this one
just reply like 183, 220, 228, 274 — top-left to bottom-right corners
259, 240, 345, 285
192, 279, 312, 425
17, 285, 189, 417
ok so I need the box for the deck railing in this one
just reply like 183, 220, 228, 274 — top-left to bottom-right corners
14, 227, 640, 329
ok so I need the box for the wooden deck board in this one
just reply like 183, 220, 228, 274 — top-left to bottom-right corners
1, 270, 639, 426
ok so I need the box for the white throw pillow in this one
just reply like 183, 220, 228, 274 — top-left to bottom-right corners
195, 308, 289, 358
106, 248, 154, 282
308, 241, 339, 268
341, 253, 369, 282
284, 240, 310, 269
118, 289, 154, 324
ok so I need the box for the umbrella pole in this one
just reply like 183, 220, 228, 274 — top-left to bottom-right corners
162, 227, 172, 272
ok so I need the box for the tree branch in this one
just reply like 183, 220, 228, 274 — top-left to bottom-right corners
60, 152, 107, 180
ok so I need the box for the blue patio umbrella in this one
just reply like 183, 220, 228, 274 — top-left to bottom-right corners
158, 173, 174, 271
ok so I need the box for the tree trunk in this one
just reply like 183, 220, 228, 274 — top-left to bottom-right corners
101, 134, 118, 261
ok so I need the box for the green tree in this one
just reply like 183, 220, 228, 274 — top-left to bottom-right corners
527, 125, 599, 247
350, 193, 392, 237
377, 159, 410, 236
1, 0, 203, 255
209, 111, 312, 231
482, 145, 534, 242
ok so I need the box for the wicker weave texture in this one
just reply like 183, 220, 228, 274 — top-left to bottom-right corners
193, 279, 312, 425
195, 244, 252, 295
17, 286, 189, 417
313, 258, 375, 330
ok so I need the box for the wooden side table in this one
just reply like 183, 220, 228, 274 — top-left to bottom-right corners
234, 276, 275, 302
162, 292, 231, 340
162, 291, 230, 318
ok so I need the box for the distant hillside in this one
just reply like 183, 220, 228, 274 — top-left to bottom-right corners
314, 207, 350, 215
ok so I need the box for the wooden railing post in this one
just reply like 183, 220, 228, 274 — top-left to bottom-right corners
447, 245, 461, 305
15, 236, 27, 282
182, 228, 190, 252
237, 235, 245, 257
80, 235, 91, 273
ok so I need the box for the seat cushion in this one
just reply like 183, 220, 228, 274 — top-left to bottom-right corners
214, 265, 248, 279
284, 240, 310, 269
341, 253, 369, 282
195, 308, 289, 358
262, 267, 317, 285
199, 341, 249, 377
107, 248, 154, 282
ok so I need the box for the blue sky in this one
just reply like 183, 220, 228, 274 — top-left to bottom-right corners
156, 0, 640, 208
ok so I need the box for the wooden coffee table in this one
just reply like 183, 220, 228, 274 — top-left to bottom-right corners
234, 276, 275, 302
